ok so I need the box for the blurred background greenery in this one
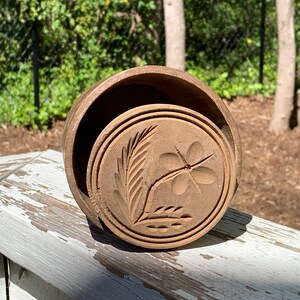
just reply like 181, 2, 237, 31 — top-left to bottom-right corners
0, 0, 299, 127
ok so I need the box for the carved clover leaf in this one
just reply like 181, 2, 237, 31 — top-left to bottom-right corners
160, 142, 216, 195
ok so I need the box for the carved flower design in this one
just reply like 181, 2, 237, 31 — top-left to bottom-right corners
115, 130, 216, 230
159, 142, 216, 195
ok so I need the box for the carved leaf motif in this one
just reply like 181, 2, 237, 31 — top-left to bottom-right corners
192, 167, 216, 184
164, 206, 176, 213
115, 126, 157, 223
137, 141, 209, 226
172, 172, 189, 195
173, 206, 184, 214
186, 141, 203, 165
142, 207, 193, 231
146, 225, 157, 232
181, 214, 193, 222
159, 152, 182, 171
154, 206, 165, 214
144, 213, 192, 233
114, 190, 131, 224
115, 173, 125, 200
153, 205, 183, 215
157, 226, 169, 233
171, 223, 182, 230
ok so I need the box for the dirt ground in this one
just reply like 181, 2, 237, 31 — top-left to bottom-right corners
0, 97, 299, 230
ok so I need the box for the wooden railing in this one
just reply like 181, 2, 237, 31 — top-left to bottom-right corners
0, 150, 299, 299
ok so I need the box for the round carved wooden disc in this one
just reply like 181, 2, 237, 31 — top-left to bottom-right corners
87, 104, 236, 249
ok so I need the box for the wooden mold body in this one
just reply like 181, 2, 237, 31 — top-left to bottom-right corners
62, 66, 242, 249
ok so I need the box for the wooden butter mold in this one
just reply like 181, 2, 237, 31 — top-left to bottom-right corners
63, 66, 241, 249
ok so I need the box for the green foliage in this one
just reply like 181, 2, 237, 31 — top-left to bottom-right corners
0, 63, 37, 127
0, 0, 299, 127
188, 55, 277, 99
0, 0, 31, 81
18, 0, 162, 69
185, 0, 278, 76
0, 59, 119, 128
0, 0, 162, 127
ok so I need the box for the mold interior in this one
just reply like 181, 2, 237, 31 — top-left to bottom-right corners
73, 74, 233, 196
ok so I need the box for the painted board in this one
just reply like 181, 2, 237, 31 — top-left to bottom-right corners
8, 259, 69, 300
0, 150, 299, 299
0, 151, 41, 181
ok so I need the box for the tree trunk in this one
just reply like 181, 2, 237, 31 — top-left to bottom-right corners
269, 0, 296, 134
163, 0, 185, 71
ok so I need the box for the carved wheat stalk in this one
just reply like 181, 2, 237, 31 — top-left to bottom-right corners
114, 126, 157, 224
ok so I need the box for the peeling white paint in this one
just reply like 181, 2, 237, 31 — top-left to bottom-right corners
0, 202, 28, 217
52, 233, 98, 257
0, 152, 41, 181
0, 208, 164, 299
0, 183, 46, 208
170, 216, 300, 299
173, 289, 197, 300
0, 150, 300, 300
6, 152, 75, 206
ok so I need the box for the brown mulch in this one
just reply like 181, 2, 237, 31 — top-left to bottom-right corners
1, 97, 299, 230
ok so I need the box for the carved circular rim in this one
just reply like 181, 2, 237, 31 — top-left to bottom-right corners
87, 104, 236, 249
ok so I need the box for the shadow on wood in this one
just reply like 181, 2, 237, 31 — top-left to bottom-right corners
88, 208, 252, 252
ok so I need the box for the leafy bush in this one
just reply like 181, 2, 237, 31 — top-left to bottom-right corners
0, 55, 277, 128
0, 0, 163, 127
18, 0, 162, 70
0, 63, 37, 127
188, 55, 277, 99
0, 59, 120, 128
0, 0, 299, 127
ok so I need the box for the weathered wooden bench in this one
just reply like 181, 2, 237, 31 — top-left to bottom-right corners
0, 150, 299, 299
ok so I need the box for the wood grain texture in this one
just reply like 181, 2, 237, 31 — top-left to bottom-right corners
0, 150, 300, 299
